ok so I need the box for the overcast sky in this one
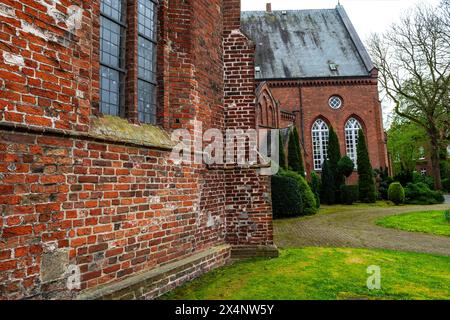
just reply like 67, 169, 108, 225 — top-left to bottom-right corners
241, 0, 441, 126
242, 0, 441, 39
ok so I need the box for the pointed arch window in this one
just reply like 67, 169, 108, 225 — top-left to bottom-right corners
345, 118, 362, 167
312, 119, 330, 171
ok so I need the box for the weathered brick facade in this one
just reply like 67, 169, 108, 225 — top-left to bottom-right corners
0, 0, 276, 300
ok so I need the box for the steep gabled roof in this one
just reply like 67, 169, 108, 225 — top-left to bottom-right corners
241, 5, 375, 80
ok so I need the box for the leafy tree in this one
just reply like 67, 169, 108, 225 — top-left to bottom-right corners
278, 133, 287, 170
368, 3, 450, 189
387, 116, 428, 175
357, 130, 377, 203
327, 127, 343, 203
288, 127, 305, 177
320, 160, 335, 205
338, 156, 355, 178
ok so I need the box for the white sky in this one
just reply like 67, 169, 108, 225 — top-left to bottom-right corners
241, 0, 441, 126
242, 0, 441, 39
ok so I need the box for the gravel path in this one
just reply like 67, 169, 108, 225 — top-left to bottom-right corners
274, 204, 450, 256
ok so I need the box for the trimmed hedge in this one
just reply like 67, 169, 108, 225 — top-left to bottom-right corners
278, 133, 287, 170
340, 185, 359, 205
271, 175, 303, 219
279, 169, 318, 215
388, 182, 405, 205
309, 171, 321, 208
357, 130, 376, 203
405, 182, 445, 205
320, 160, 335, 205
288, 127, 305, 177
328, 127, 343, 203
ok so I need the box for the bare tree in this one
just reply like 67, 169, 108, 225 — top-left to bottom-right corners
369, 3, 450, 190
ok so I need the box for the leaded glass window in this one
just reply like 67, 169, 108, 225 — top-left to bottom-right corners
100, 0, 126, 116
345, 118, 362, 168
312, 119, 330, 171
137, 0, 158, 124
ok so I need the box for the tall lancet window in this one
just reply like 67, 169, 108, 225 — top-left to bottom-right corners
345, 118, 363, 168
312, 119, 330, 171
137, 0, 158, 124
100, 0, 126, 116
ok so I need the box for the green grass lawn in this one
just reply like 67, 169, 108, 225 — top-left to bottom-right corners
161, 248, 450, 300
377, 211, 450, 237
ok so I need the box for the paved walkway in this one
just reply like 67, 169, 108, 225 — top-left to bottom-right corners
274, 204, 450, 256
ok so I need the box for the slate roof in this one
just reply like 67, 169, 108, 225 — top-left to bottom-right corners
241, 5, 375, 80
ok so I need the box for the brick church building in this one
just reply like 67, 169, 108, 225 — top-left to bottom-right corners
0, 0, 278, 300
244, 4, 389, 179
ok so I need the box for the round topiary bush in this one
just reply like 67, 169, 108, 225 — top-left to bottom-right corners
338, 156, 355, 178
271, 175, 304, 219
388, 182, 405, 205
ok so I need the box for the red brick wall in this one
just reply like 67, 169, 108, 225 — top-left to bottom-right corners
0, 0, 94, 132
0, 0, 275, 300
268, 79, 389, 181
223, 1, 274, 247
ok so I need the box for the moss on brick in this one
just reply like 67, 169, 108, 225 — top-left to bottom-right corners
90, 116, 175, 150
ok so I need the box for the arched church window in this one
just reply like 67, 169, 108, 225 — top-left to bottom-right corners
312, 119, 330, 171
345, 118, 363, 167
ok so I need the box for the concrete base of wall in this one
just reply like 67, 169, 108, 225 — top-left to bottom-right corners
76, 245, 231, 300
75, 244, 279, 300
230, 245, 280, 260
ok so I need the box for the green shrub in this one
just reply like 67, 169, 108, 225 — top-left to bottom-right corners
405, 182, 445, 205
279, 169, 318, 215
357, 130, 376, 203
320, 160, 335, 205
271, 175, 303, 219
388, 182, 405, 205
288, 127, 305, 177
375, 167, 393, 200
340, 185, 359, 205
393, 165, 414, 187
445, 210, 450, 223
442, 178, 450, 193
412, 172, 435, 190
440, 160, 450, 180
309, 171, 321, 208
328, 127, 343, 203
278, 133, 287, 170
338, 156, 355, 178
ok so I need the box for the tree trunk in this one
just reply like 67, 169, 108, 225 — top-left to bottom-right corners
430, 134, 443, 190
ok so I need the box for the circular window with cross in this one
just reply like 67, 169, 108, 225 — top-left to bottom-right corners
329, 96, 343, 109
